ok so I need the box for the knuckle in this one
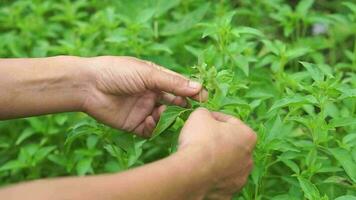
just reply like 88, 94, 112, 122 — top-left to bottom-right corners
243, 127, 257, 145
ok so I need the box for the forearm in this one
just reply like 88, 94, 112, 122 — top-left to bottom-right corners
0, 56, 93, 120
0, 148, 212, 200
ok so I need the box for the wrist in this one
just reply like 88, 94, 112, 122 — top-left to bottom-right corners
49, 56, 96, 112
172, 146, 216, 197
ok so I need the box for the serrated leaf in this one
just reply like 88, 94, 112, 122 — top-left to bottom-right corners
329, 148, 356, 183
151, 106, 192, 139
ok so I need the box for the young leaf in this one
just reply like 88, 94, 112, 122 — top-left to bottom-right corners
151, 106, 192, 139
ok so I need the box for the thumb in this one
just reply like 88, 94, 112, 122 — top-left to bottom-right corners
188, 107, 214, 121
151, 68, 202, 97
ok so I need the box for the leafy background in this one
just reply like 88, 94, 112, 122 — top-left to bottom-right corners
0, 0, 355, 199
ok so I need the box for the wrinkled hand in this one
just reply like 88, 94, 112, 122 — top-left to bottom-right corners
178, 108, 257, 199
83, 56, 207, 137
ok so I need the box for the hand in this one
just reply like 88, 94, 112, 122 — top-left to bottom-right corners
83, 56, 208, 137
178, 108, 257, 199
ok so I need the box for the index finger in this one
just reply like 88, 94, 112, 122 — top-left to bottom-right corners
148, 61, 209, 102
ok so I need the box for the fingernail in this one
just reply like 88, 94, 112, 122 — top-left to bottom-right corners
189, 81, 201, 89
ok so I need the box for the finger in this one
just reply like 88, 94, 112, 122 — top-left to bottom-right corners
190, 89, 209, 102
133, 123, 146, 137
212, 112, 258, 148
161, 93, 188, 107
150, 67, 203, 97
211, 111, 243, 125
155, 65, 208, 102
187, 107, 214, 121
143, 116, 156, 137
152, 105, 166, 122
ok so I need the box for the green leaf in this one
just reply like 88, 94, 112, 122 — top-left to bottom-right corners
329, 148, 356, 183
0, 160, 26, 172
54, 114, 68, 125
105, 32, 127, 44
33, 146, 56, 163
335, 195, 356, 200
65, 123, 99, 150
343, 2, 356, 14
232, 27, 264, 38
269, 95, 317, 112
343, 133, 356, 146
330, 117, 356, 128
297, 177, 320, 200
151, 106, 192, 139
76, 158, 93, 176
161, 3, 210, 36
338, 88, 356, 99
15, 128, 35, 145
151, 0, 181, 17
272, 194, 300, 200
296, 0, 314, 16
149, 43, 173, 54
300, 62, 324, 83
281, 159, 300, 174
286, 47, 310, 60
234, 55, 249, 76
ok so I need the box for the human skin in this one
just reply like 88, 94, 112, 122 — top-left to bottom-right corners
0, 56, 256, 200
